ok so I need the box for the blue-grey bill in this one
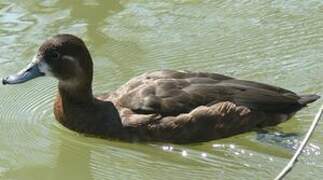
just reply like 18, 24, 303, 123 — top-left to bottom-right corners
2, 63, 45, 85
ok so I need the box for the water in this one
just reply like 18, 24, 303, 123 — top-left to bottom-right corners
0, 0, 322, 179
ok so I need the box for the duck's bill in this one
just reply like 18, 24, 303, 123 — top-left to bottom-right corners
2, 63, 45, 85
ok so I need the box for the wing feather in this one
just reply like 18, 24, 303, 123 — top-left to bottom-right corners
113, 70, 303, 115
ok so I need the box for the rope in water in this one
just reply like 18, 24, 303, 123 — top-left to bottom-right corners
275, 105, 323, 180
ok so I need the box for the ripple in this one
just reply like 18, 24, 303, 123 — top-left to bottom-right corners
0, 79, 56, 160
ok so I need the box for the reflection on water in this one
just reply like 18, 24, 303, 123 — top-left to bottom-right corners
0, 0, 322, 179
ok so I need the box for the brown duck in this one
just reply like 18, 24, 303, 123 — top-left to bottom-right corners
2, 34, 320, 143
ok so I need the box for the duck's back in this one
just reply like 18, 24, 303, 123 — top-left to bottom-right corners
109, 70, 315, 115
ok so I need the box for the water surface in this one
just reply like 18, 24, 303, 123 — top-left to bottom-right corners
0, 0, 322, 179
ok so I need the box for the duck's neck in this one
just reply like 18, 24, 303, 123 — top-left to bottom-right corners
58, 81, 94, 103
54, 81, 123, 137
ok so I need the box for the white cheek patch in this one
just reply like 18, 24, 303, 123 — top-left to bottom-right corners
38, 61, 53, 76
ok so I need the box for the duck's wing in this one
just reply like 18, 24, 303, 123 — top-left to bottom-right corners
111, 70, 233, 115
110, 70, 315, 116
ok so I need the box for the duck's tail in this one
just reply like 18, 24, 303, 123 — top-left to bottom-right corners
298, 94, 320, 106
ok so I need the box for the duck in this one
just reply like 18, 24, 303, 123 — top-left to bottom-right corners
2, 34, 320, 143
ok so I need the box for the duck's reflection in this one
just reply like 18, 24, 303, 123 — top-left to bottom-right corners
52, 0, 123, 46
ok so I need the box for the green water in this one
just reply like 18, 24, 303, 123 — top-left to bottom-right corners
0, 0, 322, 179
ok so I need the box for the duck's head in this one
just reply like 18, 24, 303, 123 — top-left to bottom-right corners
3, 34, 93, 88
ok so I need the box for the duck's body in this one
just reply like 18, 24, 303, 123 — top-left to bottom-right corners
3, 34, 320, 143
54, 69, 319, 143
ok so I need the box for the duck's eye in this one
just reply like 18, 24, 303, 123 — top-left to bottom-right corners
47, 51, 60, 60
